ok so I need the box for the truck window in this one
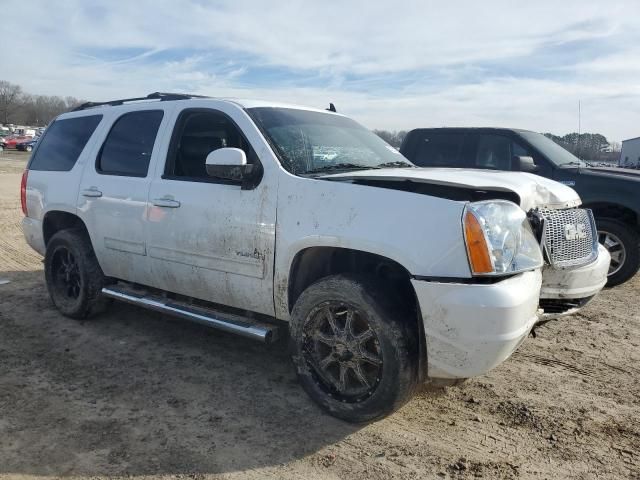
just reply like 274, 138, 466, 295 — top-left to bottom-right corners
475, 134, 512, 170
28, 115, 102, 171
411, 133, 465, 167
164, 109, 257, 180
97, 110, 164, 177
248, 107, 412, 175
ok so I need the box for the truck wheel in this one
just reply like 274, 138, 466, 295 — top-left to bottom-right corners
597, 218, 640, 287
290, 274, 418, 423
44, 229, 110, 319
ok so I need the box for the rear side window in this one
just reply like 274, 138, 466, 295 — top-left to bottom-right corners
29, 115, 102, 171
97, 110, 164, 177
411, 133, 465, 167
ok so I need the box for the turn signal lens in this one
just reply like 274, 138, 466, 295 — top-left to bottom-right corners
464, 210, 493, 274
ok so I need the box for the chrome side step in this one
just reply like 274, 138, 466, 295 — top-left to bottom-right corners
101, 286, 279, 343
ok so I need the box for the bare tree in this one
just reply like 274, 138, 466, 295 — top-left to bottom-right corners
0, 80, 88, 126
0, 80, 22, 124
373, 130, 408, 148
609, 141, 622, 153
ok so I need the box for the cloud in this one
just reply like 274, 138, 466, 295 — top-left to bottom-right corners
0, 0, 638, 140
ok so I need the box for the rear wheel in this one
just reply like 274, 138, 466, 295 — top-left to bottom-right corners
597, 218, 640, 287
290, 275, 418, 423
44, 229, 110, 319
25, 145, 33, 152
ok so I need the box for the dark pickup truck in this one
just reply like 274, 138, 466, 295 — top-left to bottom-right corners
400, 127, 640, 286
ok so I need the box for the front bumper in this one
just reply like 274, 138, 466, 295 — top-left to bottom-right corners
411, 270, 541, 379
538, 244, 610, 318
540, 244, 609, 299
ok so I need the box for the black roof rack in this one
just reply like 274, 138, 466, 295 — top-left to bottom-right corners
72, 92, 210, 111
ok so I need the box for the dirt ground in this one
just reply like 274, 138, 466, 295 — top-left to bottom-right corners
0, 150, 638, 479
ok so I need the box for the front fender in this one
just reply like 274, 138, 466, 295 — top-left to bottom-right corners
274, 174, 472, 319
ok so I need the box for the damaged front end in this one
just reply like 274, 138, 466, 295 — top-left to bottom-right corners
324, 167, 609, 320
527, 206, 609, 319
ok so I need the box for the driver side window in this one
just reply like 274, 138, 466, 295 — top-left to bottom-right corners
164, 109, 258, 181
474, 134, 512, 170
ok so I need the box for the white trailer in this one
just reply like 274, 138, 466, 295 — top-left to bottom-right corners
620, 137, 640, 167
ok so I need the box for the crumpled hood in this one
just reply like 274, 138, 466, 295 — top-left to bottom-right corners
326, 167, 581, 211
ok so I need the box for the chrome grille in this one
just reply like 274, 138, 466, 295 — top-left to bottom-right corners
538, 207, 598, 269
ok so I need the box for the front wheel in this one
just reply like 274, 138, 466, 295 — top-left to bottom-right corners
597, 218, 640, 287
290, 275, 418, 423
25, 145, 33, 152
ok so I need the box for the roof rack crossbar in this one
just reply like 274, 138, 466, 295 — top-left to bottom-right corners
72, 92, 209, 111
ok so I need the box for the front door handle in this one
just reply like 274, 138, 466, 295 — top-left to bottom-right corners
81, 187, 102, 198
152, 197, 181, 208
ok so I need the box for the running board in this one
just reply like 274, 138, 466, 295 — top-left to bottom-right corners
101, 285, 279, 343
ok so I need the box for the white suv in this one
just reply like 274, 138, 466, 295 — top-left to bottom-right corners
21, 93, 608, 422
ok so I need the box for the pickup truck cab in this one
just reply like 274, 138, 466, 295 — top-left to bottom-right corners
401, 127, 635, 287
21, 94, 599, 422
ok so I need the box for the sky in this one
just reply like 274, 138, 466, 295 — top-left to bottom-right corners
1, 0, 639, 141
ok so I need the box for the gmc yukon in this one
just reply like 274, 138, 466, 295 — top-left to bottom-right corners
21, 93, 604, 422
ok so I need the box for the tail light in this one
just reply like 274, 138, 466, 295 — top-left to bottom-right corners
20, 169, 28, 216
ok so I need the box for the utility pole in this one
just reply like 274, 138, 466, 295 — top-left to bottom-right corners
577, 100, 581, 159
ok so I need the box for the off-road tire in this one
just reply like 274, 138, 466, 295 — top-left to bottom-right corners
597, 218, 640, 287
44, 229, 110, 319
290, 274, 418, 423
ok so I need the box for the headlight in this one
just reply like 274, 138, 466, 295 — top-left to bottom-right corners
463, 200, 543, 275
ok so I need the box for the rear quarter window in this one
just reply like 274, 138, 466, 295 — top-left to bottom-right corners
28, 115, 103, 171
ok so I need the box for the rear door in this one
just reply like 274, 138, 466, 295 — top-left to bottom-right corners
77, 108, 169, 286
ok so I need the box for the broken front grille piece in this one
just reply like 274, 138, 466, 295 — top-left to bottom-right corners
537, 207, 598, 269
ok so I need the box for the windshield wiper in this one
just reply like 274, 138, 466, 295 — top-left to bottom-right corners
376, 161, 415, 168
305, 163, 380, 175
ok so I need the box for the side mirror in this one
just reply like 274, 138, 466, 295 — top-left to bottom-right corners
514, 155, 538, 173
205, 148, 248, 181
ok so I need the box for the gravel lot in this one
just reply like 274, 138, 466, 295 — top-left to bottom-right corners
1, 150, 638, 479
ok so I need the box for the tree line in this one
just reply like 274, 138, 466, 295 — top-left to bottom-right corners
0, 79, 622, 163
0, 80, 85, 127
543, 132, 620, 163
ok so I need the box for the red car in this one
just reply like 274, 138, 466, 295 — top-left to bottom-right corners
2, 135, 33, 149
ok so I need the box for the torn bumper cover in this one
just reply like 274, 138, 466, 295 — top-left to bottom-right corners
539, 244, 610, 318
540, 244, 610, 299
411, 270, 541, 379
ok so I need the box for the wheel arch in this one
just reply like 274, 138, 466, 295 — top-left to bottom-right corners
286, 245, 427, 380
43, 210, 91, 246
583, 202, 639, 230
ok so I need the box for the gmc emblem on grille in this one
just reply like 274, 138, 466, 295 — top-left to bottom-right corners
564, 223, 587, 240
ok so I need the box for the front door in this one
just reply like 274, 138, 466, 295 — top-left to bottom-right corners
145, 106, 277, 316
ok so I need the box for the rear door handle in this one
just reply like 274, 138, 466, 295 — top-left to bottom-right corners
81, 187, 102, 198
152, 197, 181, 208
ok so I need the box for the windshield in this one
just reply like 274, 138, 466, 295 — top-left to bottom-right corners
518, 131, 585, 167
247, 107, 414, 175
